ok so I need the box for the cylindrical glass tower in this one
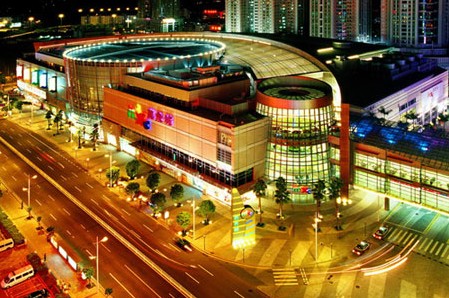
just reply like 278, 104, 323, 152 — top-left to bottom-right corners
256, 76, 335, 194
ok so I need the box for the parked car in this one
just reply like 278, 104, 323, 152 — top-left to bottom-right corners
26, 288, 49, 298
352, 241, 370, 256
373, 225, 390, 240
175, 238, 193, 252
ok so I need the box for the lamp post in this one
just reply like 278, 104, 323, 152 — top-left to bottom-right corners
22, 174, 37, 209
94, 236, 108, 294
105, 151, 115, 187
313, 213, 321, 262
58, 14, 64, 26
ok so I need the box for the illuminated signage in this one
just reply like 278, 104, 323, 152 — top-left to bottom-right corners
240, 205, 255, 219
127, 103, 174, 130
39, 73, 47, 88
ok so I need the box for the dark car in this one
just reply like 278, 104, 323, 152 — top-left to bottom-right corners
176, 238, 193, 252
352, 241, 370, 256
26, 289, 49, 298
373, 225, 390, 240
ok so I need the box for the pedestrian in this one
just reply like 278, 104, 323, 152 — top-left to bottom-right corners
43, 253, 46, 262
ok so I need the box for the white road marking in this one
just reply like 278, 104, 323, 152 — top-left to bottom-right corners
50, 213, 57, 221
62, 208, 71, 216
234, 291, 245, 298
72, 172, 78, 177
86, 183, 93, 189
26, 148, 31, 154
35, 199, 42, 206
185, 272, 199, 284
74, 186, 82, 192
130, 230, 141, 239
80, 224, 86, 230
48, 165, 54, 171
66, 230, 72, 236
121, 208, 131, 216
90, 199, 99, 206
48, 195, 55, 202
109, 273, 136, 298
58, 162, 65, 169
36, 156, 42, 161
143, 224, 153, 232
198, 264, 214, 276
124, 264, 161, 297
60, 175, 67, 181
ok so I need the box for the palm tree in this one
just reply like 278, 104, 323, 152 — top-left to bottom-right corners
253, 179, 267, 225
274, 177, 290, 219
404, 110, 419, 128
312, 179, 326, 232
91, 123, 99, 151
438, 113, 449, 131
378, 106, 392, 125
328, 177, 344, 230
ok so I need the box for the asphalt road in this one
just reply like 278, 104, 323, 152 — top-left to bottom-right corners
0, 119, 267, 297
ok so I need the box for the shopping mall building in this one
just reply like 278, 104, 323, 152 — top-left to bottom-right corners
15, 32, 449, 214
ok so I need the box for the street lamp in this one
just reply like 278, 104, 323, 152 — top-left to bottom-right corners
58, 14, 64, 26
312, 213, 322, 262
90, 236, 108, 294
335, 197, 352, 231
104, 151, 116, 187
22, 174, 37, 209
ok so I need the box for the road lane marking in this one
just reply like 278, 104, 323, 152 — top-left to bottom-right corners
102, 195, 111, 201
90, 199, 99, 206
109, 273, 136, 298
435, 243, 445, 256
48, 165, 54, 171
35, 199, 42, 206
48, 195, 55, 201
185, 272, 199, 284
424, 239, 434, 252
58, 162, 65, 169
397, 231, 409, 243
198, 264, 214, 276
72, 172, 78, 177
101, 242, 111, 253
273, 268, 298, 286
130, 230, 141, 239
74, 186, 82, 192
143, 224, 153, 232
26, 148, 31, 154
62, 208, 71, 216
441, 246, 449, 258
418, 238, 429, 251
429, 241, 440, 254
36, 156, 42, 161
80, 224, 86, 230
49, 213, 57, 221
402, 232, 414, 245
234, 291, 245, 298
86, 183, 93, 189
121, 208, 131, 216
391, 230, 404, 242
124, 265, 161, 297
66, 230, 72, 236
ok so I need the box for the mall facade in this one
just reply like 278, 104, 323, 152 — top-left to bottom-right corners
15, 33, 449, 215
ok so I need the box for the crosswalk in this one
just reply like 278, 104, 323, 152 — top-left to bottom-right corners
387, 227, 449, 261
272, 268, 299, 286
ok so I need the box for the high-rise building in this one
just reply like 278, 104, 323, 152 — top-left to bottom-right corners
225, 0, 298, 34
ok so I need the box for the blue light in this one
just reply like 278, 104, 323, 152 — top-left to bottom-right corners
387, 139, 396, 144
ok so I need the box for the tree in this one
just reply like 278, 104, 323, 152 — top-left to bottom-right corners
146, 171, 160, 193
36, 216, 42, 230
82, 267, 95, 288
53, 113, 61, 135
125, 159, 141, 180
91, 123, 99, 151
328, 177, 344, 230
125, 182, 140, 199
198, 200, 216, 225
105, 288, 113, 297
26, 206, 33, 220
106, 166, 120, 186
170, 184, 184, 207
312, 179, 326, 232
253, 179, 267, 225
404, 110, 419, 128
176, 211, 191, 236
438, 113, 449, 131
378, 106, 392, 125
274, 177, 290, 219
45, 110, 53, 130
150, 192, 166, 214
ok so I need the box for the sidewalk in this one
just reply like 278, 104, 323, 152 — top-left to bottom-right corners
4, 107, 391, 296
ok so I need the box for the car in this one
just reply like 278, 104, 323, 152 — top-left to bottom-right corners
26, 289, 49, 298
352, 241, 370, 256
373, 225, 390, 240
175, 238, 193, 252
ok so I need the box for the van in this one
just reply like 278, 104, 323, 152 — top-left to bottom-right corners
0, 238, 14, 252
0, 264, 34, 289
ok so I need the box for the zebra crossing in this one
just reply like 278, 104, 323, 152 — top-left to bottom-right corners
387, 227, 449, 261
272, 268, 299, 286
